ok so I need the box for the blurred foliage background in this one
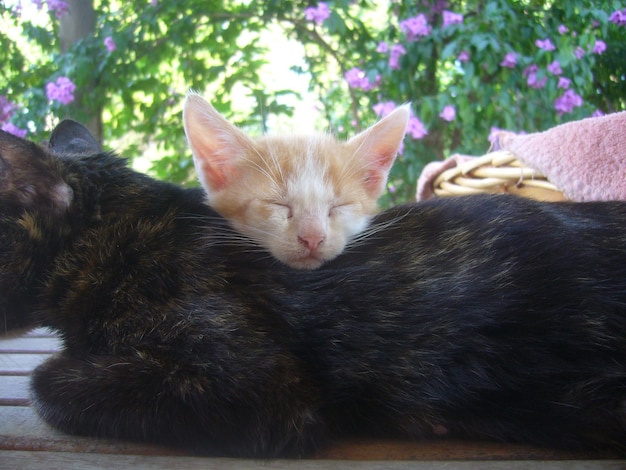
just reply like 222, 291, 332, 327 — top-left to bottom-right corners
1, 0, 625, 206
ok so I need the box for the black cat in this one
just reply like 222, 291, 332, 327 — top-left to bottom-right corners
2, 121, 626, 457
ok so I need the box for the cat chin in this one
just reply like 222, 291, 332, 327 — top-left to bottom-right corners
277, 252, 328, 270
283, 256, 325, 270
277, 242, 347, 269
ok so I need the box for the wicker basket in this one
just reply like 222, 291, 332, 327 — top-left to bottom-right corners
432, 150, 567, 202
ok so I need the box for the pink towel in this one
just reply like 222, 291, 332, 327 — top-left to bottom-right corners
416, 111, 626, 202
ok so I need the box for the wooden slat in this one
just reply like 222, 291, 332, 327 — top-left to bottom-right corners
315, 437, 620, 461
0, 353, 53, 374
1, 405, 55, 439
0, 336, 62, 353
0, 451, 625, 470
0, 375, 31, 404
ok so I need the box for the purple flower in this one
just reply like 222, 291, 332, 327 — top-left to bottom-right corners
439, 105, 456, 122
522, 64, 538, 78
499, 52, 516, 68
373, 101, 397, 117
557, 77, 571, 89
554, 89, 583, 115
523, 65, 546, 89
304, 3, 330, 25
47, 0, 69, 18
150, 0, 158, 5
457, 50, 470, 62
592, 40, 607, 54
442, 10, 463, 27
1, 122, 27, 138
407, 116, 428, 139
104, 36, 116, 52
345, 67, 365, 89
547, 60, 562, 75
388, 44, 407, 70
344, 67, 379, 91
535, 38, 555, 51
0, 96, 16, 123
399, 14, 431, 41
591, 109, 605, 117
609, 9, 626, 26
574, 46, 585, 59
558, 24, 568, 35
376, 42, 388, 53
527, 72, 547, 89
46, 76, 76, 105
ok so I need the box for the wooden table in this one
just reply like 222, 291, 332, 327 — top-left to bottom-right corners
1, 329, 624, 469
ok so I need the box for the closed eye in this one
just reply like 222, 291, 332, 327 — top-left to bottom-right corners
329, 203, 354, 217
272, 202, 293, 219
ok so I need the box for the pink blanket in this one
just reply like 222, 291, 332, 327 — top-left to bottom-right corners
417, 111, 626, 202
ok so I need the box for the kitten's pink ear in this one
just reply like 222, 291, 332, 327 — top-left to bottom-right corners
348, 105, 410, 197
183, 92, 252, 194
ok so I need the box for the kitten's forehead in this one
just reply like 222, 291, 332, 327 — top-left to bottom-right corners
253, 133, 366, 209
286, 137, 333, 201
257, 134, 332, 182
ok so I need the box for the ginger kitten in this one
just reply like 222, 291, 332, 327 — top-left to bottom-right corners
183, 93, 409, 269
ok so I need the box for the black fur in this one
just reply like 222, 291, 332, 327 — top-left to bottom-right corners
2, 121, 626, 457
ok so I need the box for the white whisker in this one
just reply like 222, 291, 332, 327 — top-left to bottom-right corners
346, 210, 411, 247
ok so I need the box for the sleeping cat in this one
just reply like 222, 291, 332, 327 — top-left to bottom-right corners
183, 92, 409, 269
3, 121, 626, 457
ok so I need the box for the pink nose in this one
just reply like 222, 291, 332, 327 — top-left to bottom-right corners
298, 233, 326, 251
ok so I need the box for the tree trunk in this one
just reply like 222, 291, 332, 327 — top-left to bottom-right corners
59, 0, 103, 144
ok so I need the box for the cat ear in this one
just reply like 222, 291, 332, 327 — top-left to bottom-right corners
0, 129, 73, 211
0, 129, 37, 190
183, 92, 254, 194
348, 105, 410, 197
49, 119, 101, 155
